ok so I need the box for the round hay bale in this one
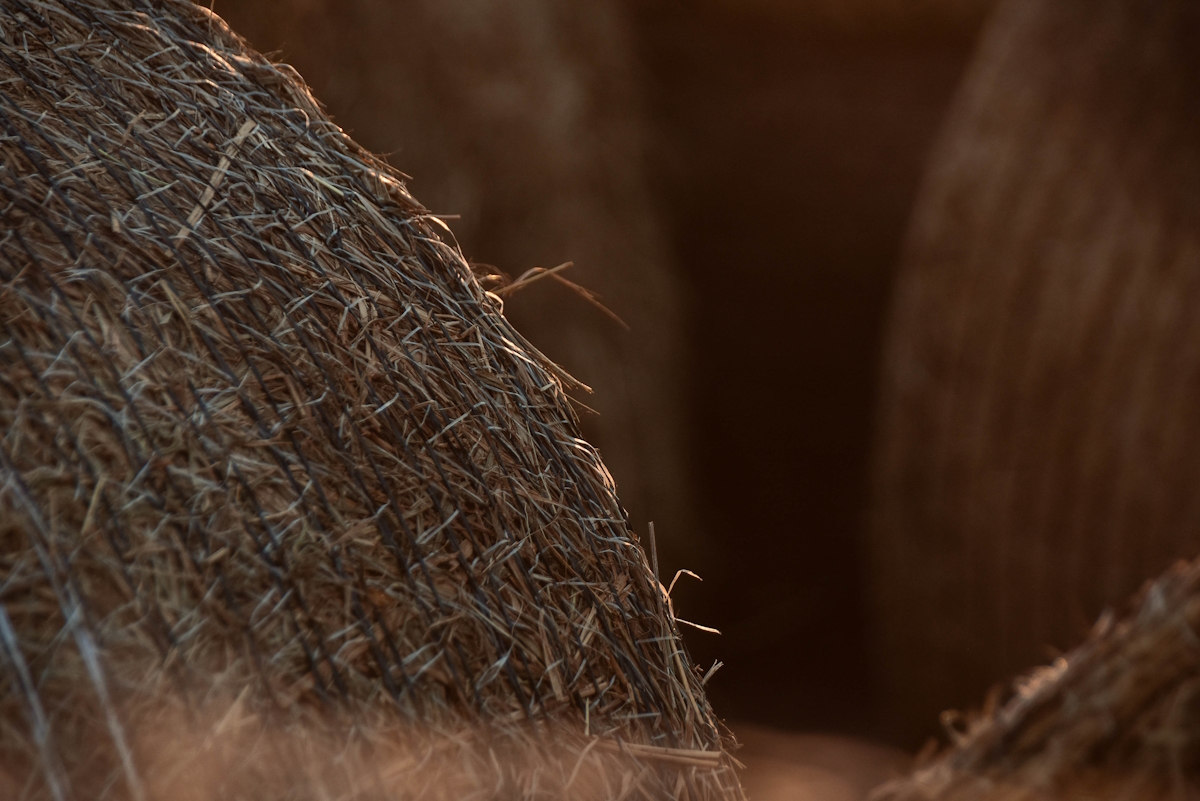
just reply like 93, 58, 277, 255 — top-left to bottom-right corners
868, 0, 1200, 743
0, 1, 741, 799
873, 557, 1200, 800
218, 0, 698, 572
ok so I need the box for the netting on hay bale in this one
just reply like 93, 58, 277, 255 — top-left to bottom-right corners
873, 556, 1200, 801
0, 1, 742, 799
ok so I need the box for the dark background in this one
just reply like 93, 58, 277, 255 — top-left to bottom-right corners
632, 3, 978, 738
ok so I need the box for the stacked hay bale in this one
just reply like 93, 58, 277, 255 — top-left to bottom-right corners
0, 1, 741, 799
869, 0, 1200, 743
874, 556, 1200, 800
219, 0, 697, 571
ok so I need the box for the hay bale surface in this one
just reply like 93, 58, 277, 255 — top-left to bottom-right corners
220, 0, 698, 572
873, 557, 1200, 800
0, 1, 740, 798
869, 0, 1200, 743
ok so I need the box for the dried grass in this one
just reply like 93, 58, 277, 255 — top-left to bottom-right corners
0, 1, 742, 798
872, 557, 1200, 801
220, 0, 699, 573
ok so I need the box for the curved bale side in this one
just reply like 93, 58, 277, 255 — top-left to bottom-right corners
219, 0, 698, 572
868, 0, 1200, 743
0, 1, 741, 799
873, 556, 1200, 801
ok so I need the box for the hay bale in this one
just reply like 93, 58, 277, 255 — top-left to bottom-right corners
0, 1, 741, 798
218, 0, 698, 572
701, 0, 993, 35
872, 557, 1200, 800
868, 0, 1200, 743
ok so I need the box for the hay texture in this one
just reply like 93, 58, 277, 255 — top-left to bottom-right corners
0, 1, 741, 799
868, 0, 1200, 743
220, 0, 698, 573
873, 556, 1200, 801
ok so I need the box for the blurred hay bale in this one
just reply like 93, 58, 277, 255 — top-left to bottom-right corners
873, 557, 1200, 801
219, 0, 698, 570
699, 0, 994, 36
0, 1, 740, 798
869, 0, 1200, 743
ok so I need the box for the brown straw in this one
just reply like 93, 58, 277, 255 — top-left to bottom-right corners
0, 2, 742, 798
874, 556, 1200, 801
